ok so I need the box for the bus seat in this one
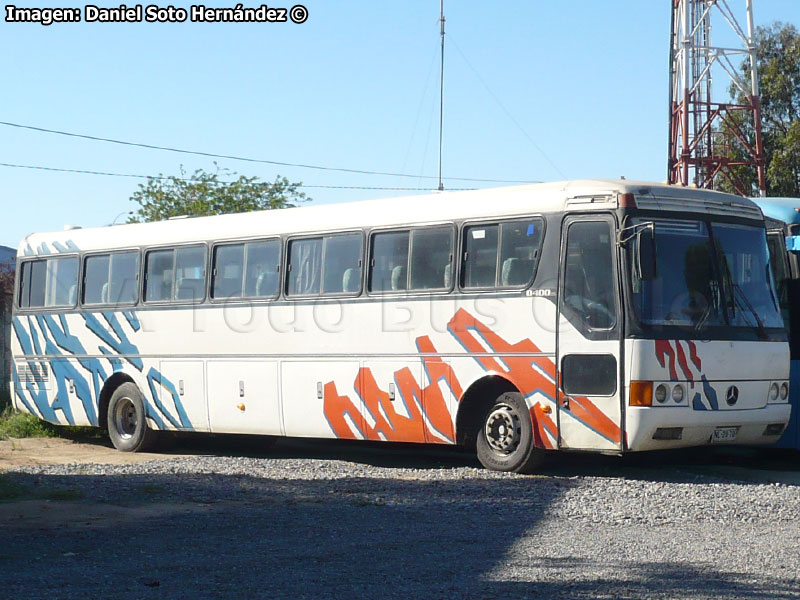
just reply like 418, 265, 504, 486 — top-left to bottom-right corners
256, 272, 277, 296
100, 283, 109, 303
391, 265, 407, 291
68, 285, 77, 305
501, 258, 532, 286
342, 268, 359, 293
176, 278, 203, 301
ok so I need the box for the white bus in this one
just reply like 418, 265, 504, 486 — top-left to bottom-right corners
9, 180, 792, 472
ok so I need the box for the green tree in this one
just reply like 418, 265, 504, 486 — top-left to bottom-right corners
720, 22, 800, 196
128, 166, 309, 223
0, 263, 13, 298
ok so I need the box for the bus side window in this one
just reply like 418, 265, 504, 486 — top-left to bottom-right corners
498, 220, 541, 288
174, 247, 206, 302
563, 221, 617, 330
84, 254, 111, 304
462, 225, 499, 288
244, 240, 281, 298
18, 261, 33, 307
322, 233, 362, 295
767, 233, 790, 315
369, 231, 410, 293
85, 251, 140, 305
409, 227, 453, 290
461, 219, 543, 290
145, 250, 174, 302
110, 252, 140, 305
287, 238, 323, 296
44, 257, 78, 307
212, 244, 245, 300
28, 260, 47, 307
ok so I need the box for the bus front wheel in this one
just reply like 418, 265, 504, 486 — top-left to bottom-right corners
476, 392, 544, 473
107, 382, 156, 452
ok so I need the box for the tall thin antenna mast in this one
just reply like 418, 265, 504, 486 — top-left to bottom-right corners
437, 0, 446, 191
667, 0, 766, 196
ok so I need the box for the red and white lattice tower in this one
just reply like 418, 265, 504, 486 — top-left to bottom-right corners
667, 0, 766, 196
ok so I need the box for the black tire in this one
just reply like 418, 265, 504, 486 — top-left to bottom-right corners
107, 382, 156, 452
476, 391, 546, 474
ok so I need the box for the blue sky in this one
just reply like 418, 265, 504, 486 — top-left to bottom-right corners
1, 0, 797, 249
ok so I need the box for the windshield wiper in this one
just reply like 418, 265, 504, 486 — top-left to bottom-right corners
694, 281, 720, 333
694, 302, 713, 332
731, 283, 768, 340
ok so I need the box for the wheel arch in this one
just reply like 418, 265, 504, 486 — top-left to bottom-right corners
455, 374, 520, 449
98, 371, 136, 430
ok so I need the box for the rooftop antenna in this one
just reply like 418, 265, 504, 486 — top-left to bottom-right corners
437, 0, 445, 191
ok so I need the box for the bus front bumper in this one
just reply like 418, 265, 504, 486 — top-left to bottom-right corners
626, 404, 792, 451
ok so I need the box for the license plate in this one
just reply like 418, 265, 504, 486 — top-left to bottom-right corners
712, 426, 739, 443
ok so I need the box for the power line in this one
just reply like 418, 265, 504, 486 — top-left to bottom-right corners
0, 161, 476, 191
0, 120, 538, 185
446, 35, 566, 179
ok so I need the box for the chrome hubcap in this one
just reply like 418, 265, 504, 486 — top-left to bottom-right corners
484, 404, 521, 454
114, 397, 138, 439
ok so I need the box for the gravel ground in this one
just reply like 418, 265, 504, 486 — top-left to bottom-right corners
1, 439, 800, 599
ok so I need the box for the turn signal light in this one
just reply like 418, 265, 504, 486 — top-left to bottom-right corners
629, 381, 653, 406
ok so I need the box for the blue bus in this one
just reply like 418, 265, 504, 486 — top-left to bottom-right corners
754, 197, 800, 450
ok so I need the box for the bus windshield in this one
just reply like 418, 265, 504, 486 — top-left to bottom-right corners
630, 218, 783, 330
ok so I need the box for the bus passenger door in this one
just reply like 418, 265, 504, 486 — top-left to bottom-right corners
556, 216, 623, 451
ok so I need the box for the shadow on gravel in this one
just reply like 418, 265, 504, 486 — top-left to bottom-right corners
489, 559, 800, 600
544, 446, 800, 486
70, 432, 800, 484
2, 468, 799, 599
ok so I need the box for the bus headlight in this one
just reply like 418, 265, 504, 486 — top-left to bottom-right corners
655, 384, 668, 404
780, 382, 789, 401
769, 382, 780, 401
671, 384, 685, 403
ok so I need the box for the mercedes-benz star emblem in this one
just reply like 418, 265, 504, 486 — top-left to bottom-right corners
725, 385, 739, 406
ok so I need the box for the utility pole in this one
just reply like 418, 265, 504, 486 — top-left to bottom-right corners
437, 0, 445, 192
667, 0, 766, 196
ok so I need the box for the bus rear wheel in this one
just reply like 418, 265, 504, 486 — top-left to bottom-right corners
476, 392, 544, 473
107, 382, 156, 452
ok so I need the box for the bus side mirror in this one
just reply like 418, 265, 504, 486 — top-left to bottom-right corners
636, 227, 657, 281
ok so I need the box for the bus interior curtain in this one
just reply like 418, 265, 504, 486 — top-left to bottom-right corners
295, 241, 321, 295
